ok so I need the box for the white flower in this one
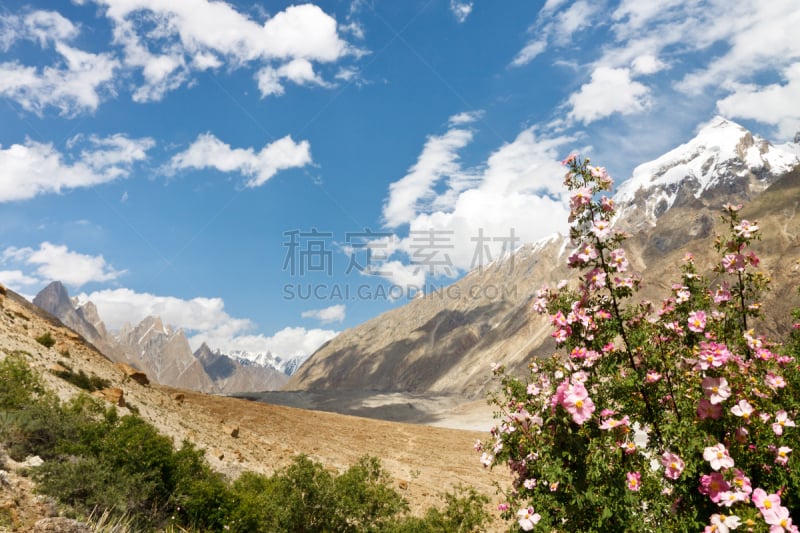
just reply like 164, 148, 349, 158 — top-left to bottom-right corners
710, 513, 741, 533
517, 507, 541, 531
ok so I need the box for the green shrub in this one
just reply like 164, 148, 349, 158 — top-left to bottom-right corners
0, 353, 47, 410
3, 356, 493, 532
52, 365, 111, 392
386, 486, 490, 532
35, 332, 56, 348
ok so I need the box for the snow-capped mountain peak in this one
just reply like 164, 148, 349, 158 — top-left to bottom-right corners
224, 349, 308, 376
614, 117, 800, 227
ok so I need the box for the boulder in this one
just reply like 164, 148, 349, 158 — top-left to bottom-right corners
91, 387, 125, 407
116, 363, 149, 385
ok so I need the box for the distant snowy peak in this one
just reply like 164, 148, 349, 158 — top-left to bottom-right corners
224, 349, 307, 376
615, 117, 800, 226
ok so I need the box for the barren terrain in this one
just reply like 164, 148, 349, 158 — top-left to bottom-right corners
0, 289, 506, 531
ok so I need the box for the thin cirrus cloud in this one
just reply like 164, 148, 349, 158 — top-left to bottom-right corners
0, 134, 154, 202
167, 133, 313, 188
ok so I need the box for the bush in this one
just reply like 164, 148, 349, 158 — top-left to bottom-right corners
35, 332, 56, 348
52, 365, 111, 392
229, 455, 408, 532
0, 352, 47, 410
386, 486, 490, 533
482, 155, 800, 531
2, 356, 492, 532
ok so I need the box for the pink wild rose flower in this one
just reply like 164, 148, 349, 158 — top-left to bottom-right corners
661, 451, 685, 480
626, 471, 641, 491
703, 443, 735, 471
702, 376, 732, 405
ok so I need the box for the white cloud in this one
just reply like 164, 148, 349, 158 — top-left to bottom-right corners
448, 110, 483, 126
511, 0, 597, 67
0, 10, 118, 114
91, 0, 353, 101
3, 242, 124, 288
568, 67, 650, 124
511, 39, 547, 67
513, 1, 798, 128
383, 114, 477, 227
0, 10, 78, 50
77, 286, 338, 358
631, 54, 666, 75
255, 58, 330, 98
22, 10, 79, 46
76, 287, 246, 332
717, 63, 800, 140
191, 326, 339, 360
168, 133, 312, 188
551, 1, 597, 46
450, 1, 473, 23
76, 134, 157, 171
301, 304, 346, 324
377, 121, 573, 281
0, 134, 154, 202
0, 269, 41, 290
676, 1, 800, 95
372, 260, 427, 289
0, 43, 118, 116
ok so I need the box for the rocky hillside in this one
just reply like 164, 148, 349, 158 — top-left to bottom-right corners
33, 282, 288, 393
286, 118, 800, 397
0, 286, 502, 530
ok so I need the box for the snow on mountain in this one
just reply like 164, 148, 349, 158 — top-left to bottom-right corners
614, 117, 800, 226
224, 349, 308, 376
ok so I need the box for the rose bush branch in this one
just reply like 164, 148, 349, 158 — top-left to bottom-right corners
482, 154, 800, 532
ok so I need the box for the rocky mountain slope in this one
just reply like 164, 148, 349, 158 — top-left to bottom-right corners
286, 118, 800, 398
0, 286, 502, 530
33, 282, 288, 393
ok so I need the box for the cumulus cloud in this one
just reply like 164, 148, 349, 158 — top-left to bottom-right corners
301, 304, 346, 324
374, 118, 573, 283
568, 67, 650, 124
631, 54, 666, 75
255, 58, 330, 98
0, 134, 154, 202
2, 242, 125, 288
0, 269, 40, 290
717, 63, 800, 140
168, 133, 312, 188
511, 0, 799, 128
0, 10, 119, 115
90, 0, 354, 101
77, 287, 338, 358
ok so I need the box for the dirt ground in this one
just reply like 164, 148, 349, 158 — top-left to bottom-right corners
0, 290, 510, 531
157, 387, 506, 517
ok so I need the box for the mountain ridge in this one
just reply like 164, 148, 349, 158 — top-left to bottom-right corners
285, 118, 800, 397
32, 282, 288, 393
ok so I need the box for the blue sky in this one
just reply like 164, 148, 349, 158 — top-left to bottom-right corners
1, 0, 798, 359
